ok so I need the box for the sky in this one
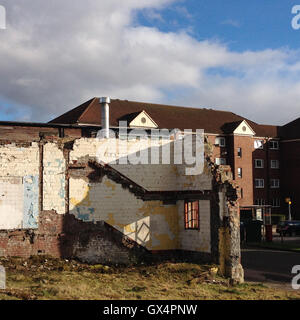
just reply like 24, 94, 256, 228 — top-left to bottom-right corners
0, 0, 300, 125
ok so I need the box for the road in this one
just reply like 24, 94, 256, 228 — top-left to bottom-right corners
242, 248, 300, 289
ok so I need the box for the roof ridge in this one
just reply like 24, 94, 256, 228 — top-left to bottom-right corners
110, 98, 242, 116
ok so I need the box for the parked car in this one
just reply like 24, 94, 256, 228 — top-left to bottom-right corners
276, 220, 300, 236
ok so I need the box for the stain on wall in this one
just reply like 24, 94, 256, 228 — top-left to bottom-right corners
23, 175, 39, 228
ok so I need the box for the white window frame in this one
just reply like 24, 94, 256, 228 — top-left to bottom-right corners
270, 160, 279, 169
215, 137, 226, 147
254, 159, 264, 168
269, 140, 279, 150
270, 179, 280, 189
272, 198, 280, 207
254, 140, 264, 149
255, 179, 264, 188
255, 199, 266, 206
237, 147, 242, 157
215, 157, 226, 165
237, 168, 242, 178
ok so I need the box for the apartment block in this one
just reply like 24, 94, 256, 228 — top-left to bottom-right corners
48, 98, 291, 219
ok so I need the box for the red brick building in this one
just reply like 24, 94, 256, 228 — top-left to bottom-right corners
49, 98, 286, 219
0, 97, 295, 220
278, 118, 300, 220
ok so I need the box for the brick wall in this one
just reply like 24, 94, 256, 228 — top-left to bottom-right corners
0, 133, 241, 275
233, 135, 255, 207
0, 210, 149, 264
208, 133, 281, 212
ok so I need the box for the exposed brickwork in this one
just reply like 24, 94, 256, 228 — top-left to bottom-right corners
0, 125, 242, 282
0, 210, 150, 264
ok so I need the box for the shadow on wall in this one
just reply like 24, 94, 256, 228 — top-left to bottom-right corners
57, 211, 151, 265
0, 135, 213, 266
61, 136, 207, 264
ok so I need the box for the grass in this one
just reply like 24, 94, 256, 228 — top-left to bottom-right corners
0, 256, 299, 300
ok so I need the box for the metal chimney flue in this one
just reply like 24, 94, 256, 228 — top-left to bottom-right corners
99, 97, 110, 138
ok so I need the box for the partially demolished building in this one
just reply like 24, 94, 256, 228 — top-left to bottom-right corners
0, 97, 244, 283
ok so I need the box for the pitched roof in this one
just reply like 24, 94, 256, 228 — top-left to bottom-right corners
49, 98, 279, 137
279, 117, 300, 139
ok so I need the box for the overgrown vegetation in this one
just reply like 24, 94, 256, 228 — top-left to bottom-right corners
0, 256, 299, 300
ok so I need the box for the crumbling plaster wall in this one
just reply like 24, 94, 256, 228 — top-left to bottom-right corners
0, 142, 39, 229
0, 135, 243, 283
69, 175, 181, 251
69, 137, 212, 191
43, 142, 66, 214
0, 137, 213, 253
68, 137, 214, 252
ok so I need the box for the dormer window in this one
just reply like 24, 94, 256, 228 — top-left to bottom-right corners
128, 110, 158, 129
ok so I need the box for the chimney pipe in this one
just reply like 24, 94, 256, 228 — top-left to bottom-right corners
99, 97, 110, 138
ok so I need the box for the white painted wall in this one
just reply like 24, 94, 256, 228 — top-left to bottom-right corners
0, 177, 24, 229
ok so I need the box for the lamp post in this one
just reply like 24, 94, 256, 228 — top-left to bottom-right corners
288, 201, 292, 221
285, 198, 292, 221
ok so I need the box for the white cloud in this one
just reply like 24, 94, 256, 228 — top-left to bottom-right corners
0, 0, 299, 125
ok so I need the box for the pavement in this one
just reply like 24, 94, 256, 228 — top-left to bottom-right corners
272, 234, 300, 245
242, 246, 300, 290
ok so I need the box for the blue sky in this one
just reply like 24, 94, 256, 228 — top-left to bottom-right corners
138, 0, 299, 51
1, 0, 300, 125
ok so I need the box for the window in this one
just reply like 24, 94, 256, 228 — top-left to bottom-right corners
254, 140, 264, 149
215, 158, 226, 165
272, 198, 281, 207
269, 140, 279, 150
255, 199, 266, 206
255, 179, 264, 188
215, 137, 226, 147
237, 147, 242, 157
271, 160, 279, 169
237, 168, 242, 178
270, 179, 280, 188
254, 159, 264, 168
184, 201, 199, 229
240, 188, 243, 199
